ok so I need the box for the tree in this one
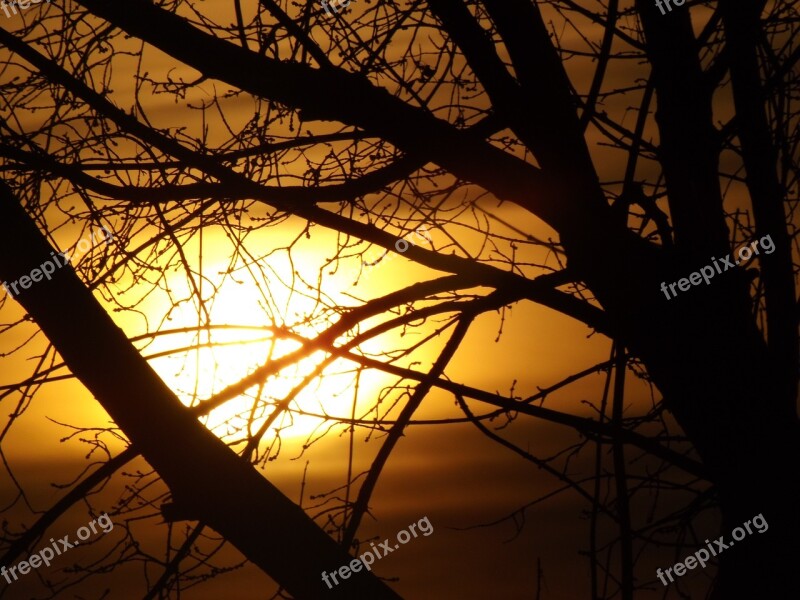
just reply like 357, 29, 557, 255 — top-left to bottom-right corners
0, 0, 797, 598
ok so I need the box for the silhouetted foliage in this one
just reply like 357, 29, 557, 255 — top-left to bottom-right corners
0, 1, 797, 598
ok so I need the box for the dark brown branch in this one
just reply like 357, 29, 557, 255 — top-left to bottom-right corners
69, 0, 594, 231
635, 0, 729, 255
612, 345, 632, 600
719, 0, 798, 412
342, 307, 477, 548
0, 181, 401, 600
0, 143, 423, 206
0, 446, 137, 568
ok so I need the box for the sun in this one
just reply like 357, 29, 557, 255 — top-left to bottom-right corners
149, 300, 361, 447
128, 220, 427, 451
141, 232, 379, 447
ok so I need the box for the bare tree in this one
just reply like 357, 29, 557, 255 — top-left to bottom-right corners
0, 0, 797, 598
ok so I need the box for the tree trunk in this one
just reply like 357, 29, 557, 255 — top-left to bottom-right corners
564, 215, 800, 598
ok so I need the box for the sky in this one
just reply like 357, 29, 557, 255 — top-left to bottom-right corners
0, 1, 740, 598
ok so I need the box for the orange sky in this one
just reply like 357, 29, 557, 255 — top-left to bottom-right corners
0, 2, 736, 598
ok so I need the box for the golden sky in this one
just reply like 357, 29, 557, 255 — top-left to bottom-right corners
0, 1, 739, 598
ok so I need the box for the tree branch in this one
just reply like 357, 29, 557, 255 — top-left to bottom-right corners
0, 181, 402, 599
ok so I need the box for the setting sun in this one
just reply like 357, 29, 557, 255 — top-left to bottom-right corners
1, 1, 795, 598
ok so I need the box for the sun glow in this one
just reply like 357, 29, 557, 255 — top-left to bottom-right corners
151, 305, 353, 448
139, 228, 391, 447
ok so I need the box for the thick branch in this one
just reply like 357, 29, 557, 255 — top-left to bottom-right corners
635, 0, 729, 255
719, 0, 798, 412
69, 0, 599, 230
0, 182, 401, 599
